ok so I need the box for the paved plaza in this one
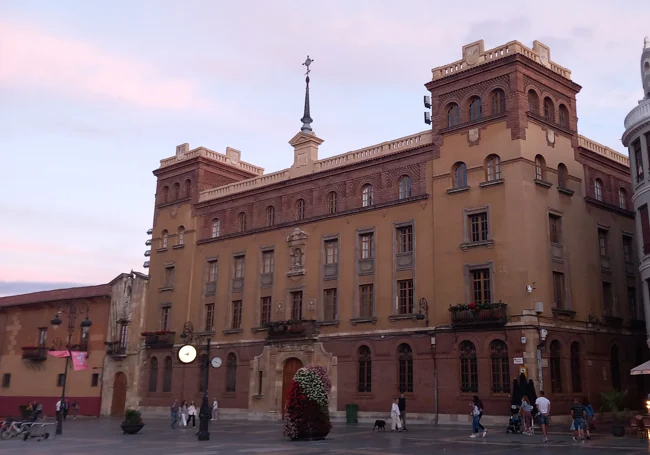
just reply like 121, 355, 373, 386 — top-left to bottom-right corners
1, 418, 650, 455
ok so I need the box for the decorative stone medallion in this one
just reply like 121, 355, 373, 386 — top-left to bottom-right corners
464, 43, 481, 66
468, 128, 479, 143
546, 129, 555, 145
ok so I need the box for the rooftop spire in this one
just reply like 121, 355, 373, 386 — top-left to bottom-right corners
300, 55, 314, 134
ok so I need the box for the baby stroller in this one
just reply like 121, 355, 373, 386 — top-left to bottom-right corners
506, 405, 522, 434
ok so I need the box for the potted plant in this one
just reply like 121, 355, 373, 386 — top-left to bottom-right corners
600, 389, 630, 437
120, 409, 145, 435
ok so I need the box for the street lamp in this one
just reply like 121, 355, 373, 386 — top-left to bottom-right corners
50, 303, 92, 436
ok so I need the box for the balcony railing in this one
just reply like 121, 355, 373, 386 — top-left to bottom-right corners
141, 331, 176, 349
449, 302, 508, 328
21, 346, 48, 361
105, 341, 127, 358
265, 320, 318, 340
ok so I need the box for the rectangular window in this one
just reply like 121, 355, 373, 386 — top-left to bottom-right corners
257, 370, 263, 396
204, 303, 215, 331
552, 272, 566, 309
325, 239, 338, 264
207, 260, 218, 283
549, 214, 562, 244
397, 226, 413, 254
119, 322, 128, 349
262, 251, 274, 274
469, 213, 489, 243
628, 287, 638, 320
165, 266, 175, 288
471, 269, 491, 305
324, 289, 337, 320
234, 256, 245, 278
57, 374, 65, 387
398, 280, 414, 314
633, 139, 644, 183
38, 328, 47, 347
291, 291, 303, 320
161, 306, 170, 331
598, 229, 608, 257
646, 133, 650, 174
641, 205, 650, 255
1, 373, 10, 388
260, 297, 272, 326
359, 284, 374, 317
602, 282, 613, 316
623, 236, 633, 263
91, 373, 99, 387
360, 233, 374, 259
231, 300, 242, 329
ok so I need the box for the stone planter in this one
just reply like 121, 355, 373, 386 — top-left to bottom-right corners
121, 423, 145, 435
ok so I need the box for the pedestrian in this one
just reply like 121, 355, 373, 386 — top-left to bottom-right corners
583, 396, 594, 440
398, 391, 407, 431
521, 395, 533, 435
55, 399, 62, 423
390, 397, 403, 432
72, 401, 78, 419
170, 400, 179, 430
187, 401, 197, 428
535, 390, 551, 443
63, 400, 69, 420
470, 396, 487, 437
212, 398, 219, 421
181, 401, 188, 428
570, 397, 586, 443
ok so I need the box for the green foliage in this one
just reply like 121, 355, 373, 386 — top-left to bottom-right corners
123, 409, 143, 425
600, 389, 630, 422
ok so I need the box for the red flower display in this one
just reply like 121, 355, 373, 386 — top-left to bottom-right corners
283, 366, 332, 440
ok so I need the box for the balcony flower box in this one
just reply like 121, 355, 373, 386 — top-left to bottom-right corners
141, 331, 176, 349
21, 346, 48, 361
265, 320, 317, 339
449, 302, 507, 328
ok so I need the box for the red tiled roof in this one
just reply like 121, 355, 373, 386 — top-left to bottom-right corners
0, 284, 112, 308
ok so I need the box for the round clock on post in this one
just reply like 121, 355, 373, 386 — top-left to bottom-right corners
178, 344, 198, 364
210, 356, 222, 369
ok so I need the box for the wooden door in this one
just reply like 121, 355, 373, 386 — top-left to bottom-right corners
281, 358, 303, 418
111, 372, 127, 417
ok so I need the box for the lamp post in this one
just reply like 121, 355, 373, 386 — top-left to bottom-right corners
51, 303, 92, 436
197, 337, 211, 441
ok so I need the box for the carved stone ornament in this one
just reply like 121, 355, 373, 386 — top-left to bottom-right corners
538, 46, 550, 67
276, 302, 283, 313
308, 299, 316, 311
468, 128, 479, 143
464, 44, 481, 66
226, 147, 241, 165
287, 228, 307, 276
546, 129, 556, 145
297, 152, 308, 167
287, 228, 308, 243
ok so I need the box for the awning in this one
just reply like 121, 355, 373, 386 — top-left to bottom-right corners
630, 360, 650, 375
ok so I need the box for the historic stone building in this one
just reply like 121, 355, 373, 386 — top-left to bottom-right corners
140, 39, 648, 422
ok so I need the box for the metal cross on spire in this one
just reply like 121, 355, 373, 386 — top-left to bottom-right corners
300, 55, 314, 134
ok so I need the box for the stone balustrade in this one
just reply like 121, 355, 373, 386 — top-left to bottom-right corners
578, 135, 629, 167
159, 147, 264, 175
624, 98, 650, 131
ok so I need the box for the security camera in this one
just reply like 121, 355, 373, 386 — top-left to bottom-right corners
540, 329, 548, 340
521, 336, 527, 344
526, 285, 533, 293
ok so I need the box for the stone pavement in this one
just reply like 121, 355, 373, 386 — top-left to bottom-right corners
1, 418, 649, 455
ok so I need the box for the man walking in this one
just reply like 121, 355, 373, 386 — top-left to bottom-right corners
398, 392, 407, 431
170, 400, 179, 430
55, 399, 62, 424
570, 397, 586, 443
535, 390, 551, 443
212, 398, 219, 421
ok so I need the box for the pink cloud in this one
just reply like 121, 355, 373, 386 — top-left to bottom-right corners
0, 18, 214, 111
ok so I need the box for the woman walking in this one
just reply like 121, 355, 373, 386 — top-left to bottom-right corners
521, 396, 534, 435
180, 400, 188, 428
470, 396, 487, 438
187, 401, 197, 428
390, 397, 403, 432
583, 396, 594, 440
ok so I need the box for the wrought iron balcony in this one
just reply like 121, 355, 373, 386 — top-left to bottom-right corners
105, 341, 127, 359
449, 302, 507, 328
21, 346, 48, 361
141, 331, 176, 349
265, 320, 318, 340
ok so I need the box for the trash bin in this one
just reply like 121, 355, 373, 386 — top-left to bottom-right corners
345, 404, 359, 423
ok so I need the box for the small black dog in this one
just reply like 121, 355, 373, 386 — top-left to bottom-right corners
373, 419, 386, 431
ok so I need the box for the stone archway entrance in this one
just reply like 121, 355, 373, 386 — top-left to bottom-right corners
281, 358, 303, 418
111, 372, 127, 417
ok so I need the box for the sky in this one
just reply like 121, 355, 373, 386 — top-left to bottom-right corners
1, 0, 648, 296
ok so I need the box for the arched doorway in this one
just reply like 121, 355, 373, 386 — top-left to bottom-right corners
281, 358, 303, 418
111, 372, 127, 417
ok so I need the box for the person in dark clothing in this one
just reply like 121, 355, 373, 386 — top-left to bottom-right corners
472, 395, 487, 436
570, 397, 586, 443
398, 392, 407, 431
63, 400, 69, 420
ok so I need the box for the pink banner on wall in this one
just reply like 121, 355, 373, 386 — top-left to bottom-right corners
48, 351, 70, 358
71, 351, 88, 371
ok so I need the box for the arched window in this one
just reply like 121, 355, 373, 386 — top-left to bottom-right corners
226, 353, 237, 392
398, 343, 413, 393
184, 179, 191, 198
173, 182, 180, 200
161, 230, 168, 249
618, 188, 627, 210
468, 97, 482, 121
611, 345, 621, 391
162, 186, 169, 203
238, 212, 247, 232
528, 90, 540, 114
460, 341, 478, 393
162, 356, 173, 392
534, 155, 545, 181
490, 340, 510, 394
296, 199, 305, 220
557, 163, 568, 189
199, 354, 208, 391
177, 226, 185, 246
447, 103, 460, 127
327, 192, 337, 214
211, 219, 220, 238
550, 340, 563, 393
452, 162, 467, 188
398, 175, 412, 199
543, 97, 555, 121
558, 104, 569, 127
594, 179, 603, 202
491, 89, 505, 115
362, 184, 373, 207
357, 346, 372, 393
485, 155, 501, 181
266, 206, 275, 226
570, 342, 582, 393
148, 357, 158, 392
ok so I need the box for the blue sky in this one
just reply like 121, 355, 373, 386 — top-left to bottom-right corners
1, 0, 648, 296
